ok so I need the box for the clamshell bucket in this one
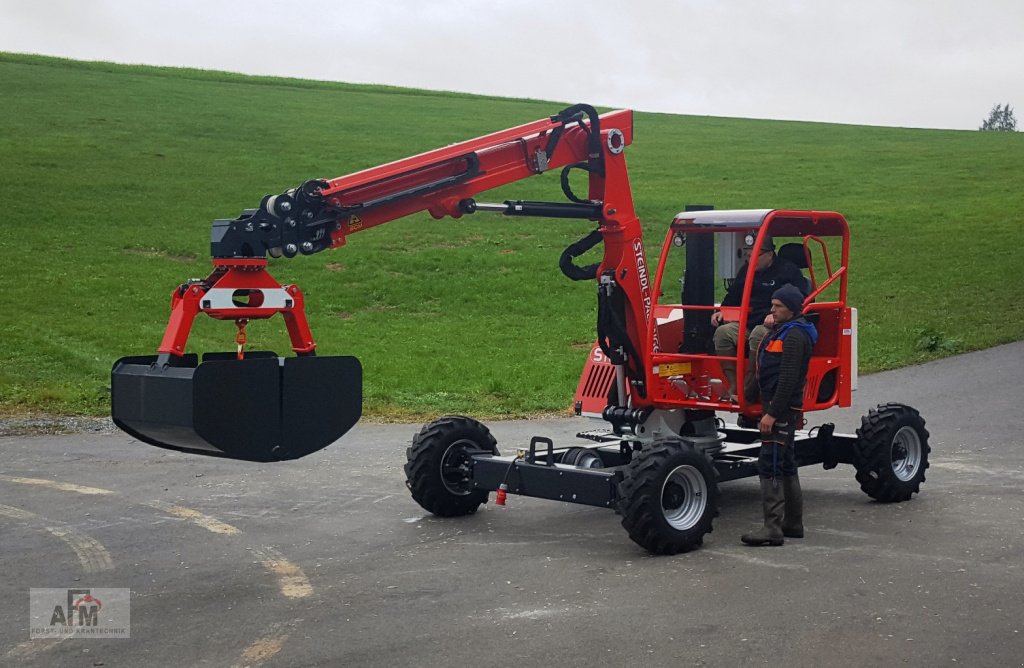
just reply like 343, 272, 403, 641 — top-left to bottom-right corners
111, 352, 361, 462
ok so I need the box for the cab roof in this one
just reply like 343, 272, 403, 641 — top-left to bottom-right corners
671, 209, 849, 237
671, 209, 772, 227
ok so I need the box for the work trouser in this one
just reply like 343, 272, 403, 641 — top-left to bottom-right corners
713, 321, 770, 359
713, 322, 770, 398
757, 409, 801, 479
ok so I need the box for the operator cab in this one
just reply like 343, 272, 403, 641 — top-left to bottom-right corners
575, 209, 857, 419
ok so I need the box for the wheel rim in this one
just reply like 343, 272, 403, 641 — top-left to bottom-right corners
440, 439, 483, 496
660, 465, 708, 530
891, 426, 923, 481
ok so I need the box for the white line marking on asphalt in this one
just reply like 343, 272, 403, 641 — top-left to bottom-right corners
798, 543, 975, 566
0, 504, 34, 520
931, 461, 1022, 478
232, 632, 290, 668
44, 525, 116, 573
0, 475, 115, 495
253, 547, 313, 599
3, 636, 74, 662
143, 500, 242, 535
499, 607, 567, 620
0, 504, 114, 573
809, 527, 873, 539
703, 548, 811, 572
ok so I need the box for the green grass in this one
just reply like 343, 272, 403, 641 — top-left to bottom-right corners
2, 52, 1023, 419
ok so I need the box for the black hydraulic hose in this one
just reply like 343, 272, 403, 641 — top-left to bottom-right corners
560, 163, 595, 203
552, 104, 602, 159
596, 282, 626, 365
559, 228, 603, 281
547, 104, 604, 177
595, 273, 646, 398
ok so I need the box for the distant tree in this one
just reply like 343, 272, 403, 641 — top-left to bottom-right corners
979, 103, 1017, 131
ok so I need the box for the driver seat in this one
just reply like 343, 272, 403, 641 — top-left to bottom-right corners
777, 242, 812, 296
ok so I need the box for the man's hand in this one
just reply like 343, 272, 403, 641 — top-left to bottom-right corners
763, 313, 776, 328
759, 413, 776, 435
711, 311, 723, 326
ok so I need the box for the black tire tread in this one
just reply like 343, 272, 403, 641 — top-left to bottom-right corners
617, 440, 719, 555
854, 403, 930, 503
405, 415, 497, 517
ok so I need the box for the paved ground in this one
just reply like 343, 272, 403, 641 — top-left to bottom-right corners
2, 342, 1023, 667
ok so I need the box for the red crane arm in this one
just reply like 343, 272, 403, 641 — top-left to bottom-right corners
209, 105, 633, 258
162, 105, 655, 404
320, 111, 618, 240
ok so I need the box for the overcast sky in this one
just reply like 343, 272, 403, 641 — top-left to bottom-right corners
3, 0, 1021, 130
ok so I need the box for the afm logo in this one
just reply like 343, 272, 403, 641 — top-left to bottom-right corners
30, 587, 130, 639
49, 589, 101, 627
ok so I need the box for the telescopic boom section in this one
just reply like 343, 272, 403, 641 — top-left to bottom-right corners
210, 105, 636, 258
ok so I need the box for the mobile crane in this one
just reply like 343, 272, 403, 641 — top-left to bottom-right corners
112, 104, 930, 554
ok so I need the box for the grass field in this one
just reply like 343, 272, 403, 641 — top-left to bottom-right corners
2, 53, 1022, 419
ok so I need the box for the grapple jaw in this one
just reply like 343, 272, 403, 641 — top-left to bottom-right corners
112, 352, 361, 462
111, 258, 361, 462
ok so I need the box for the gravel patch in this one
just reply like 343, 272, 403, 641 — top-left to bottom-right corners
0, 416, 117, 437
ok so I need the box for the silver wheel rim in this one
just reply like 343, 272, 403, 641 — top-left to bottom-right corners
891, 426, 922, 482
440, 439, 479, 496
661, 465, 708, 530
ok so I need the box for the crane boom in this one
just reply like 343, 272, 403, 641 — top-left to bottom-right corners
112, 104, 657, 461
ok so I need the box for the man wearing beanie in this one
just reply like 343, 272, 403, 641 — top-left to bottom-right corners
710, 235, 806, 401
741, 283, 818, 547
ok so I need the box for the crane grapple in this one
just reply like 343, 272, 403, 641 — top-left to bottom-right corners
110, 256, 362, 460
112, 353, 361, 462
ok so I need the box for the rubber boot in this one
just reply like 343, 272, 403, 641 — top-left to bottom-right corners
781, 474, 804, 538
741, 477, 786, 546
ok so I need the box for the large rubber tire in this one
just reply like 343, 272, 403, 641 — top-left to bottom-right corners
854, 403, 930, 502
405, 416, 498, 517
617, 440, 719, 555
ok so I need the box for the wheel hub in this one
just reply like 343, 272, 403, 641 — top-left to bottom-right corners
660, 465, 707, 530
891, 426, 922, 482
441, 439, 483, 496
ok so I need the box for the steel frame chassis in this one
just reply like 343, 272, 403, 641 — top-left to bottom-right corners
470, 423, 858, 509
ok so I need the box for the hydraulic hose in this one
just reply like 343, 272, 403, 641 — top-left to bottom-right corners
560, 162, 596, 204
595, 272, 647, 399
559, 228, 603, 281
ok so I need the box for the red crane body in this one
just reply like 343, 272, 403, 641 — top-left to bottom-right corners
111, 104, 927, 555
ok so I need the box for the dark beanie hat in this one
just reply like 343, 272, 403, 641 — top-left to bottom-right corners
773, 284, 804, 314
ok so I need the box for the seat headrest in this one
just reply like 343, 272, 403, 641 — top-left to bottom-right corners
777, 243, 809, 269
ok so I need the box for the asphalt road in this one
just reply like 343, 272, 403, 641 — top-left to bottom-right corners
2, 342, 1023, 667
